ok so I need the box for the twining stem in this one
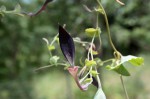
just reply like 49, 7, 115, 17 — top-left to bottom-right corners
94, 66, 102, 88
120, 75, 130, 99
96, 0, 117, 52
73, 38, 89, 44
87, 34, 96, 60
102, 58, 114, 64
96, 12, 102, 50
50, 33, 59, 46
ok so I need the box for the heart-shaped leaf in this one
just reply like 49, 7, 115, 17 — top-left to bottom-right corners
106, 55, 144, 76
59, 25, 75, 66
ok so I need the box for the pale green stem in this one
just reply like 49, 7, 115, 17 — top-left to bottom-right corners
96, 0, 117, 52
96, 12, 102, 50
102, 58, 114, 64
90, 34, 96, 60
95, 66, 102, 88
87, 34, 96, 60
120, 75, 130, 99
34, 63, 67, 72
50, 33, 59, 46
73, 38, 89, 44
79, 66, 93, 83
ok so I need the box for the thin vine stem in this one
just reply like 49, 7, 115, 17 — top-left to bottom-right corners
95, 12, 102, 88
87, 33, 96, 60
120, 75, 130, 99
50, 33, 59, 46
96, 0, 117, 52
34, 63, 67, 72
96, 12, 102, 50
102, 58, 114, 64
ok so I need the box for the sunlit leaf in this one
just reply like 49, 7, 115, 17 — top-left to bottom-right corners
92, 50, 98, 55
85, 28, 99, 37
121, 55, 144, 66
59, 25, 75, 66
106, 55, 144, 76
95, 8, 104, 14
94, 88, 106, 99
84, 78, 93, 83
0, 4, 24, 17
90, 70, 99, 77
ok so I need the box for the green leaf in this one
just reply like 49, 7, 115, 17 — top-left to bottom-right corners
106, 64, 130, 76
94, 88, 106, 99
90, 70, 99, 77
84, 78, 93, 83
94, 8, 104, 15
129, 57, 144, 66
1, 4, 24, 17
92, 50, 98, 55
85, 59, 96, 67
106, 55, 144, 76
85, 28, 99, 37
121, 55, 144, 66
49, 56, 59, 65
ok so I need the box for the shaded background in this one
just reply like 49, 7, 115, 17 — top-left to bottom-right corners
0, 0, 150, 99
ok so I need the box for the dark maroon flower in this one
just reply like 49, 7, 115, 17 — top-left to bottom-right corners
58, 25, 75, 66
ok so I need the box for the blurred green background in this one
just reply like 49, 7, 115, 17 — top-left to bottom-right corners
0, 0, 150, 99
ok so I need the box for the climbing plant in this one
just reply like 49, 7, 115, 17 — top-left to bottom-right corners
0, 0, 144, 99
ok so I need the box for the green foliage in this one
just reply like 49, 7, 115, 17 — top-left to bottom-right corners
106, 64, 131, 76
0, 4, 24, 17
85, 59, 97, 67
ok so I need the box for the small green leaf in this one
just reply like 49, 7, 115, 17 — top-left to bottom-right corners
85, 59, 96, 67
48, 45, 55, 51
92, 50, 98, 55
1, 4, 24, 17
106, 65, 130, 76
49, 56, 59, 65
95, 8, 104, 15
56, 37, 59, 44
84, 78, 93, 83
94, 88, 106, 99
85, 28, 99, 37
90, 70, 99, 77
